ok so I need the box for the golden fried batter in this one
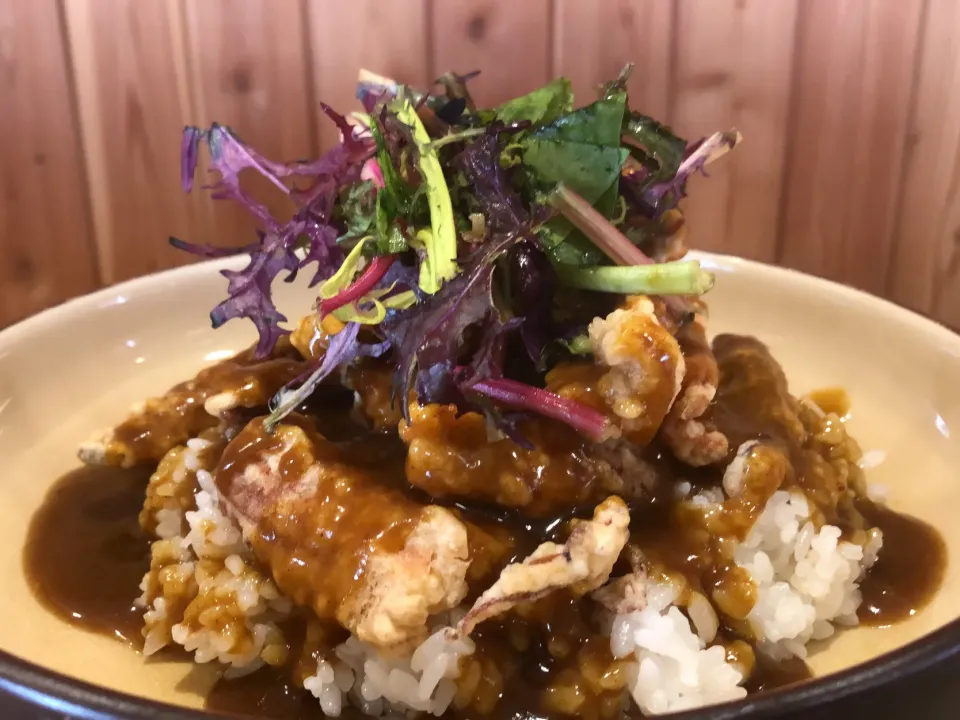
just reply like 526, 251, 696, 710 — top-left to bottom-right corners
346, 360, 404, 430
215, 416, 498, 650
548, 296, 684, 447
79, 342, 307, 467
400, 403, 655, 516
660, 312, 729, 466
459, 497, 630, 635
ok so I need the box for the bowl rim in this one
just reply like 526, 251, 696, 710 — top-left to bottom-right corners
2, 252, 960, 719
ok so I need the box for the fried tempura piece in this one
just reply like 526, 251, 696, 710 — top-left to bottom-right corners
215, 416, 480, 651
78, 343, 307, 468
591, 545, 648, 615
400, 404, 657, 516
591, 571, 648, 615
710, 334, 805, 450
290, 313, 332, 362
712, 440, 791, 537
709, 335, 870, 524
346, 360, 404, 430
548, 296, 684, 447
660, 311, 729, 466
458, 497, 630, 635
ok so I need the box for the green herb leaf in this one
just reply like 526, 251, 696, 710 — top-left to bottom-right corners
338, 180, 377, 243
525, 141, 628, 265
522, 142, 628, 205
562, 334, 592, 355
496, 78, 574, 125
379, 223, 410, 254
518, 94, 630, 265
621, 112, 686, 183
531, 93, 626, 147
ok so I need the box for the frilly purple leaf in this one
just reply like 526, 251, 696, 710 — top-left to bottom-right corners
174, 116, 374, 357
453, 123, 529, 234
380, 232, 525, 429
508, 241, 557, 365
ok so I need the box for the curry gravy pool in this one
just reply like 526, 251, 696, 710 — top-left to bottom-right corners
23, 431, 946, 718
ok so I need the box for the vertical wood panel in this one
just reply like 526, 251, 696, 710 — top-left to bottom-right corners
432, 0, 552, 108
553, 0, 673, 119
7, 0, 960, 327
307, 0, 429, 151
0, 0, 99, 326
184, 0, 314, 248
887, 0, 960, 327
64, 0, 202, 283
672, 0, 798, 261
778, 0, 923, 295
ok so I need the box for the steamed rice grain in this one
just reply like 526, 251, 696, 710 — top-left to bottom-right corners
735, 490, 882, 659
611, 580, 747, 714
134, 428, 886, 715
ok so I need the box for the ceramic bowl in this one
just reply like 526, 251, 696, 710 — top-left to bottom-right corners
1, 253, 958, 719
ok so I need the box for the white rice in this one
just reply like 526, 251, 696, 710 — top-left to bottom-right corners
610, 580, 747, 714
168, 553, 291, 675
181, 468, 247, 559
302, 627, 475, 717
137, 537, 196, 656
153, 507, 184, 540
138, 438, 290, 674
144, 442, 203, 539
135, 430, 888, 716
734, 490, 882, 659
690, 487, 725, 506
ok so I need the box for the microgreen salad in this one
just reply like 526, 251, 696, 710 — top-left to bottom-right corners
175, 65, 740, 441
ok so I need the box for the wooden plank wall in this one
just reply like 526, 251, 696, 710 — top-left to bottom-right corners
2, 0, 958, 329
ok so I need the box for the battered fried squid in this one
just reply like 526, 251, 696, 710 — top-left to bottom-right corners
547, 295, 685, 447
660, 310, 730, 466
400, 404, 657, 516
710, 334, 806, 451
458, 497, 630, 636
213, 416, 509, 651
78, 343, 307, 468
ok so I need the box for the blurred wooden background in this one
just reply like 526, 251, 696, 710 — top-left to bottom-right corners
2, 0, 959, 328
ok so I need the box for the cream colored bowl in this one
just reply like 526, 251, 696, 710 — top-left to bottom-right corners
0, 253, 958, 718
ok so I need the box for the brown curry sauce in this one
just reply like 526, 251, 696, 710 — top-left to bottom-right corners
21, 343, 949, 718
23, 455, 945, 718
109, 341, 309, 465
23, 465, 153, 648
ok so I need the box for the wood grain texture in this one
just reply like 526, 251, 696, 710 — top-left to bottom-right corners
184, 0, 314, 250
672, 0, 798, 261
64, 0, 202, 283
0, 0, 99, 327
307, 0, 429, 150
431, 0, 552, 108
6, 0, 960, 328
777, 0, 923, 295
553, 0, 673, 119
887, 0, 960, 327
